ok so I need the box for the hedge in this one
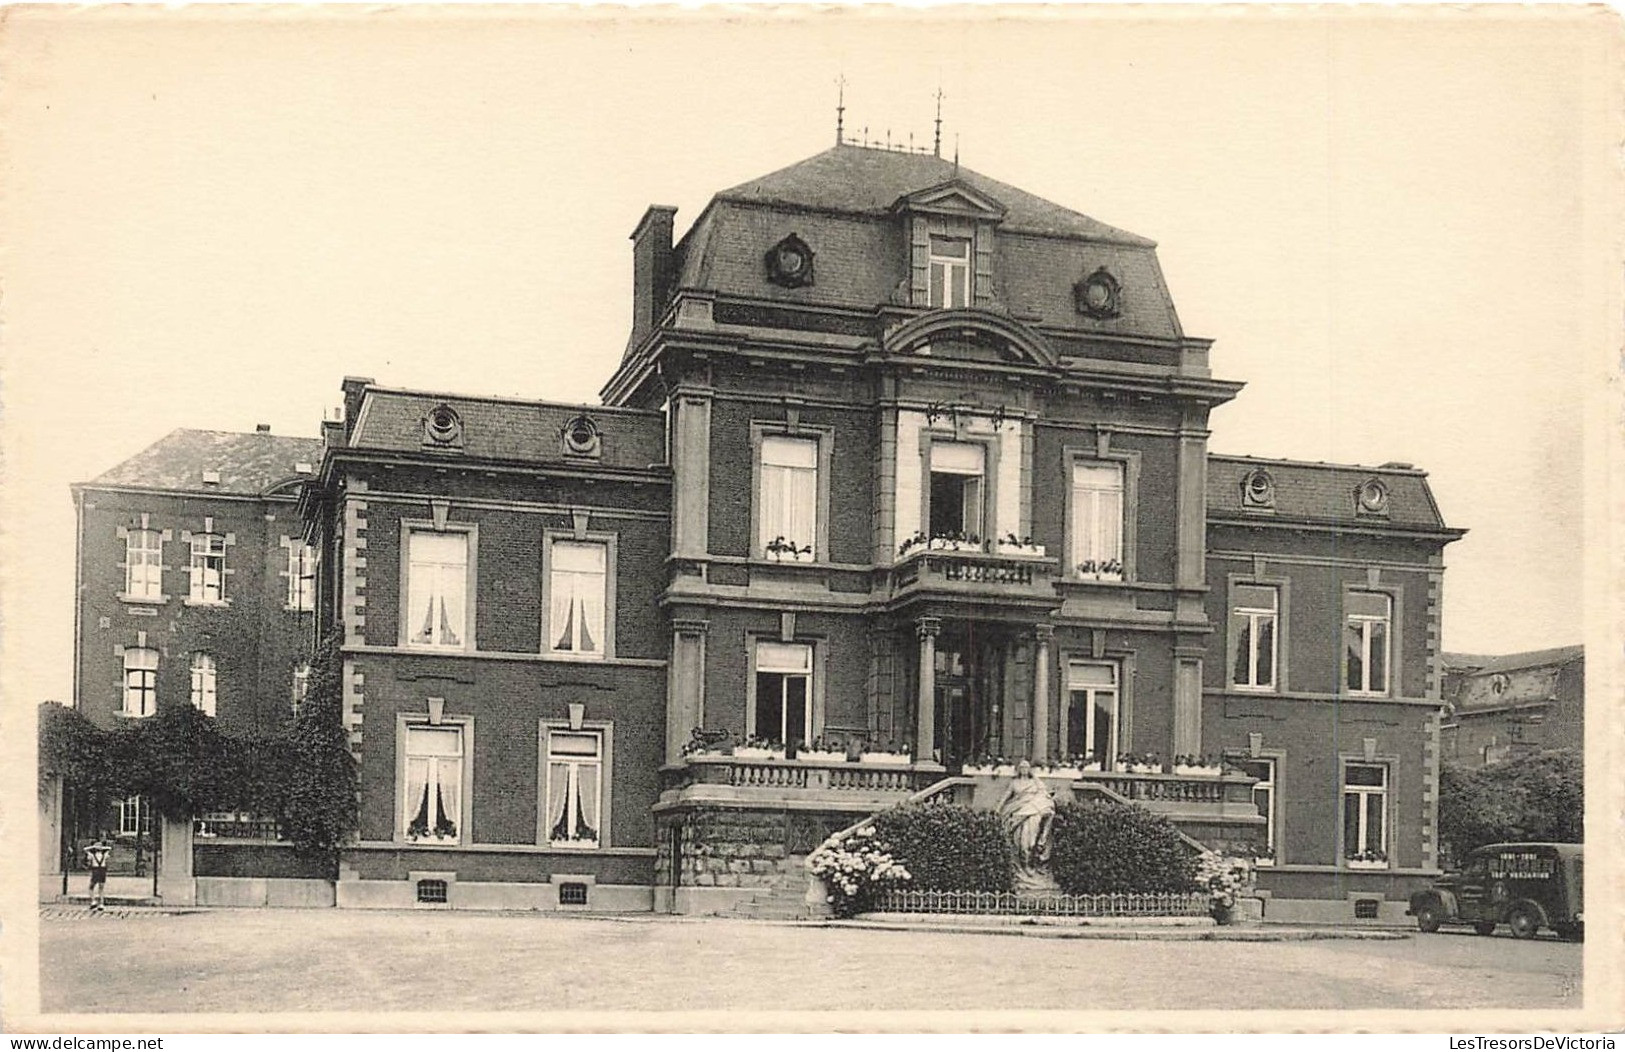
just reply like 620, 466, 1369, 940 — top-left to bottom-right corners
1048, 801, 1198, 895
872, 802, 1015, 893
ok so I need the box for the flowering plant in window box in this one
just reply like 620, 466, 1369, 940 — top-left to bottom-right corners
1346, 849, 1389, 869
406, 787, 458, 843
681, 727, 734, 757
1045, 761, 1084, 780
1118, 752, 1163, 775
1251, 845, 1277, 867
764, 536, 815, 563
734, 735, 786, 760
1173, 754, 1224, 777
797, 738, 847, 764
858, 738, 913, 765
1076, 559, 1124, 582
928, 531, 983, 553
994, 533, 1046, 557
860, 750, 912, 766
897, 531, 929, 557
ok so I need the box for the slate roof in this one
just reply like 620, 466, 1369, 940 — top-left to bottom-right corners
716, 145, 1156, 244
346, 385, 667, 472
670, 145, 1183, 341
1442, 646, 1584, 675
81, 429, 323, 496
1207, 454, 1457, 531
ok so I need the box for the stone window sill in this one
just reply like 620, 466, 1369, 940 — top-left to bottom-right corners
184, 598, 232, 608
118, 593, 169, 606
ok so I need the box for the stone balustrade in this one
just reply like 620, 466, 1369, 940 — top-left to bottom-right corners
889, 547, 1058, 603
662, 755, 939, 796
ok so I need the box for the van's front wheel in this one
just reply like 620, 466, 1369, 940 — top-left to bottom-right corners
1507, 905, 1541, 939
1415, 906, 1441, 933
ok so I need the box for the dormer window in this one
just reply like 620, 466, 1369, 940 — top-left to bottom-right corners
928, 236, 971, 309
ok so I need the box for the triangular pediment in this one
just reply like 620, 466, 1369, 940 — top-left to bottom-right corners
893, 179, 1008, 221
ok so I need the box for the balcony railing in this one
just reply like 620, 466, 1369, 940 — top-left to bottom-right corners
660, 755, 942, 797
1072, 769, 1258, 818
889, 547, 1058, 606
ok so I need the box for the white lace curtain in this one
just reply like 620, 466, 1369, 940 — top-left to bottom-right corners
550, 541, 606, 655
758, 436, 817, 555
408, 531, 467, 647
1071, 463, 1124, 567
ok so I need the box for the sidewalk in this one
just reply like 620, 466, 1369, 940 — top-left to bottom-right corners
818, 913, 1412, 941
46, 873, 160, 904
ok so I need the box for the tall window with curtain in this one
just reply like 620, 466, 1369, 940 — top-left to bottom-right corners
545, 728, 604, 848
406, 530, 467, 649
1230, 584, 1279, 691
1071, 462, 1124, 578
189, 653, 217, 716
189, 533, 227, 602
402, 724, 464, 843
125, 528, 163, 599
548, 540, 607, 658
1342, 762, 1389, 864
757, 435, 818, 561
1345, 591, 1392, 695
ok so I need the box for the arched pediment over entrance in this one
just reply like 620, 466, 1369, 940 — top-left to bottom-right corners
880, 308, 1058, 370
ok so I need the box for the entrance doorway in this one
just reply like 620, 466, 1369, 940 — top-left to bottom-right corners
933, 628, 1006, 766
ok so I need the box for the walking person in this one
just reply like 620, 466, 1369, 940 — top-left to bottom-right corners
84, 839, 112, 911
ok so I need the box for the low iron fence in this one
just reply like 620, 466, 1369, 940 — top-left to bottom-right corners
871, 887, 1211, 918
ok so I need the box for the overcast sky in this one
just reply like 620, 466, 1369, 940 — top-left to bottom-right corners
3, 8, 1613, 707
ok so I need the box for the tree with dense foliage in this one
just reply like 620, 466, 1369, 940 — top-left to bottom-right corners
1438, 748, 1582, 862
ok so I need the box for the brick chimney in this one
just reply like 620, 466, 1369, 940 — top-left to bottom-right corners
340, 376, 375, 443
626, 205, 678, 354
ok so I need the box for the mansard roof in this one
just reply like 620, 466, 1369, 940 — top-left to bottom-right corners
80, 429, 323, 497
341, 384, 667, 473
1206, 454, 1461, 533
669, 145, 1184, 342
716, 145, 1154, 244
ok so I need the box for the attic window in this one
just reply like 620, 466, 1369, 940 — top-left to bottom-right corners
1240, 468, 1276, 511
561, 415, 602, 460
423, 404, 464, 450
1354, 478, 1389, 517
201, 470, 221, 486
765, 234, 815, 289
928, 236, 971, 309
1075, 267, 1123, 319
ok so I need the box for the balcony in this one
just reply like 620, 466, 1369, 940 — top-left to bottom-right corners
658, 754, 946, 812
886, 544, 1059, 613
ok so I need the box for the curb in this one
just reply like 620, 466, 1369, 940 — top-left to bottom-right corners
813, 919, 1413, 941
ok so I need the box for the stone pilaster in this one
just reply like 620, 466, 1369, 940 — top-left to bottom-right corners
1173, 646, 1204, 759
671, 395, 711, 559
667, 617, 710, 763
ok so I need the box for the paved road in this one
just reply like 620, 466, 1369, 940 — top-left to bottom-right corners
40, 908, 1581, 1015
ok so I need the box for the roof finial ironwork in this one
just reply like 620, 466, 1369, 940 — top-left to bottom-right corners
835, 74, 847, 145
933, 86, 945, 157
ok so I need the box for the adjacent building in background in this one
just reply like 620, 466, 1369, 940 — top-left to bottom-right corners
65, 427, 323, 848
1441, 646, 1584, 767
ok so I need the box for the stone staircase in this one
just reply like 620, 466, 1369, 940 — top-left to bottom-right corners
719, 855, 815, 920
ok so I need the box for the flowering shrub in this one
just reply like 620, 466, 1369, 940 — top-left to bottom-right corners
1195, 850, 1254, 917
808, 827, 911, 917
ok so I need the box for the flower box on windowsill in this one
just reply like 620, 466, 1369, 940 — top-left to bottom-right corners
797, 750, 846, 764
860, 752, 911, 766
764, 548, 816, 564
1346, 856, 1389, 870
927, 537, 982, 553
1045, 766, 1084, 780
733, 747, 784, 761
994, 541, 1046, 557
1174, 764, 1224, 777
1075, 571, 1124, 583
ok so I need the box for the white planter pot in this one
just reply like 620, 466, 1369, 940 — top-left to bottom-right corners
1048, 767, 1083, 780
861, 753, 910, 766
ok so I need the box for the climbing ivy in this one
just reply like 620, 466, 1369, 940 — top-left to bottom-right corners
37, 631, 357, 860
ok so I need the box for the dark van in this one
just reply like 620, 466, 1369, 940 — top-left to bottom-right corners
1408, 842, 1583, 940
